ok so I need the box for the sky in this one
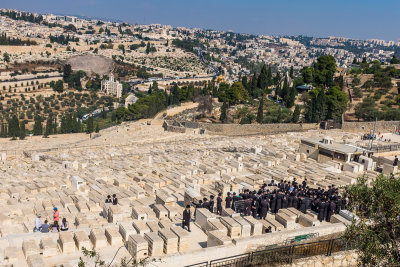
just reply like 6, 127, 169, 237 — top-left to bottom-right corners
1, 0, 399, 41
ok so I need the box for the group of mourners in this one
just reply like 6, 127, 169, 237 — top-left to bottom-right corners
34, 207, 69, 233
192, 179, 346, 224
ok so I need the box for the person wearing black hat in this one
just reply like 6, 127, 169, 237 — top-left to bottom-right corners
225, 192, 232, 209
216, 193, 223, 215
260, 197, 270, 220
112, 194, 118, 205
182, 205, 191, 232
209, 195, 215, 213
202, 198, 209, 210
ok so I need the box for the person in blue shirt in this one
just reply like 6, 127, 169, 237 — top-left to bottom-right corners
41, 220, 50, 233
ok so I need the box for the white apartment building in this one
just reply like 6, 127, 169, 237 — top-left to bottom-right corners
101, 74, 122, 98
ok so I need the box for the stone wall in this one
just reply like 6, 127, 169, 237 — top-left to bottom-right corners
342, 121, 400, 133
165, 120, 319, 136
198, 123, 319, 136
283, 250, 358, 267
158, 223, 346, 266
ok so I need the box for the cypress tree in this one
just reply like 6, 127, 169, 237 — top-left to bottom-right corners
292, 105, 300, 123
86, 116, 94, 133
8, 114, 20, 139
95, 123, 100, 133
256, 97, 264, 124
281, 76, 289, 99
286, 86, 297, 108
0, 122, 5, 138
44, 115, 53, 136
219, 102, 227, 123
315, 89, 327, 122
19, 121, 26, 140
257, 64, 268, 90
33, 115, 43, 135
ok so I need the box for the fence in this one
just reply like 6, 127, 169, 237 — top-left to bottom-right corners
185, 238, 351, 267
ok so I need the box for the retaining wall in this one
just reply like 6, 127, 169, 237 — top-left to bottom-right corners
342, 121, 400, 132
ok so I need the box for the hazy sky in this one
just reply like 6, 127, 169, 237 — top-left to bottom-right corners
2, 0, 399, 41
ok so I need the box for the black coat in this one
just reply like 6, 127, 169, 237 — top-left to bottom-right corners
260, 200, 269, 218
299, 199, 306, 213
270, 195, 277, 212
318, 202, 325, 221
282, 197, 288, 209
225, 196, 232, 209
209, 200, 214, 212
244, 199, 252, 215
217, 197, 223, 208
183, 210, 191, 224
293, 197, 299, 210
323, 202, 329, 219
288, 196, 294, 208
276, 194, 282, 211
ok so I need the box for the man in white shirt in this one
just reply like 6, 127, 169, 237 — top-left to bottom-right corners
34, 214, 42, 232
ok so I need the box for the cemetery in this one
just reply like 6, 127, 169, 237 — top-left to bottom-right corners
0, 118, 398, 266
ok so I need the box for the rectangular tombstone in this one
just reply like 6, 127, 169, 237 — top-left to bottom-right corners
132, 220, 151, 235
286, 207, 303, 218
156, 192, 176, 206
158, 218, 173, 229
40, 237, 58, 257
331, 214, 352, 225
131, 206, 148, 220
266, 217, 285, 231
206, 218, 228, 235
59, 231, 76, 253
243, 216, 263, 236
76, 201, 89, 213
158, 228, 179, 254
153, 204, 169, 219
74, 231, 91, 251
207, 230, 232, 247
195, 208, 216, 231
339, 210, 359, 221
108, 205, 124, 223
298, 214, 320, 227
275, 213, 296, 229
146, 220, 160, 232
119, 222, 138, 242
27, 254, 46, 267
220, 217, 241, 238
22, 239, 40, 259
164, 205, 180, 220
221, 208, 240, 217
259, 219, 276, 233
105, 226, 124, 246
233, 216, 251, 237
170, 226, 190, 252
90, 229, 108, 249
144, 232, 164, 256
278, 209, 297, 220
127, 234, 149, 260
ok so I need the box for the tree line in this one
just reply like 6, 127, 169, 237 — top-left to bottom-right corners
0, 33, 37, 46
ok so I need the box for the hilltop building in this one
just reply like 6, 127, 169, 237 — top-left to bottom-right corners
101, 74, 122, 98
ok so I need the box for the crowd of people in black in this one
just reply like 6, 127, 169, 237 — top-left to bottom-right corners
191, 179, 346, 226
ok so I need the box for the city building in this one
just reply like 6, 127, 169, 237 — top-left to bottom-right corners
101, 74, 122, 98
